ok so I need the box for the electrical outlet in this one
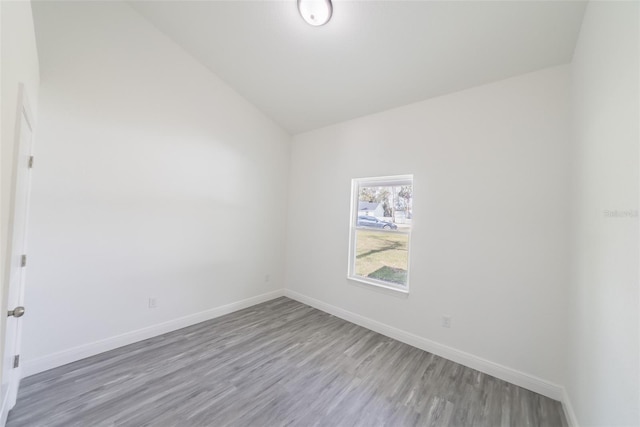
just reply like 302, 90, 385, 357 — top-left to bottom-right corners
442, 315, 452, 328
148, 297, 158, 309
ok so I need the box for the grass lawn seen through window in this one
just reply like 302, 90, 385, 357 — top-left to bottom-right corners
354, 229, 409, 286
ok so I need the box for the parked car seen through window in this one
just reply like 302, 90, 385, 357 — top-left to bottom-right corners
357, 215, 398, 230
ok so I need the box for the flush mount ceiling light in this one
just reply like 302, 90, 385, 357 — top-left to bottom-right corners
297, 0, 333, 26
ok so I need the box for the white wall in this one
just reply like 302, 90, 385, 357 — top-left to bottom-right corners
285, 66, 572, 391
22, 1, 290, 369
566, 2, 639, 426
0, 0, 39, 387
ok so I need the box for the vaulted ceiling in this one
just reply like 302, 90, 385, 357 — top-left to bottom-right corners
130, 1, 587, 134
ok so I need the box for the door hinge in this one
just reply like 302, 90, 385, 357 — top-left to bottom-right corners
13, 355, 20, 369
28, 156, 34, 168
21, 254, 27, 267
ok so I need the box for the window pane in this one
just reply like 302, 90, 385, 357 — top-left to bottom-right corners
357, 184, 412, 230
354, 229, 409, 286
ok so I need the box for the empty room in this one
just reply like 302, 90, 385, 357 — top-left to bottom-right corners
1, 0, 638, 426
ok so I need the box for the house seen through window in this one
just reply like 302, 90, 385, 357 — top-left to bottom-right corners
348, 175, 413, 291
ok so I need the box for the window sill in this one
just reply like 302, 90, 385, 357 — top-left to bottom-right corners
347, 275, 409, 295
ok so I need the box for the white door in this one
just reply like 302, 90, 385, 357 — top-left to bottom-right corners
1, 84, 35, 416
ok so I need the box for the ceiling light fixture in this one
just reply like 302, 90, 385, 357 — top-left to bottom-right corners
297, 0, 333, 26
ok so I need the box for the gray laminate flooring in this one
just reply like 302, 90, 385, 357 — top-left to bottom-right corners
7, 297, 567, 427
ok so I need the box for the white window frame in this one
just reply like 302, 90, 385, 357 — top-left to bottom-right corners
348, 174, 413, 293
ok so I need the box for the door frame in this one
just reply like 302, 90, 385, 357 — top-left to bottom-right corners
1, 83, 36, 424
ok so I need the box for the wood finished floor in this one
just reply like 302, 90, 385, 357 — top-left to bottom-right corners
8, 297, 567, 427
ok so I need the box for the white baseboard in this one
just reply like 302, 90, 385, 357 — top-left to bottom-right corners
561, 387, 580, 427
21, 289, 285, 378
284, 289, 564, 402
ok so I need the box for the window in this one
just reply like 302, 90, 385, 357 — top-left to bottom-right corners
348, 175, 413, 292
